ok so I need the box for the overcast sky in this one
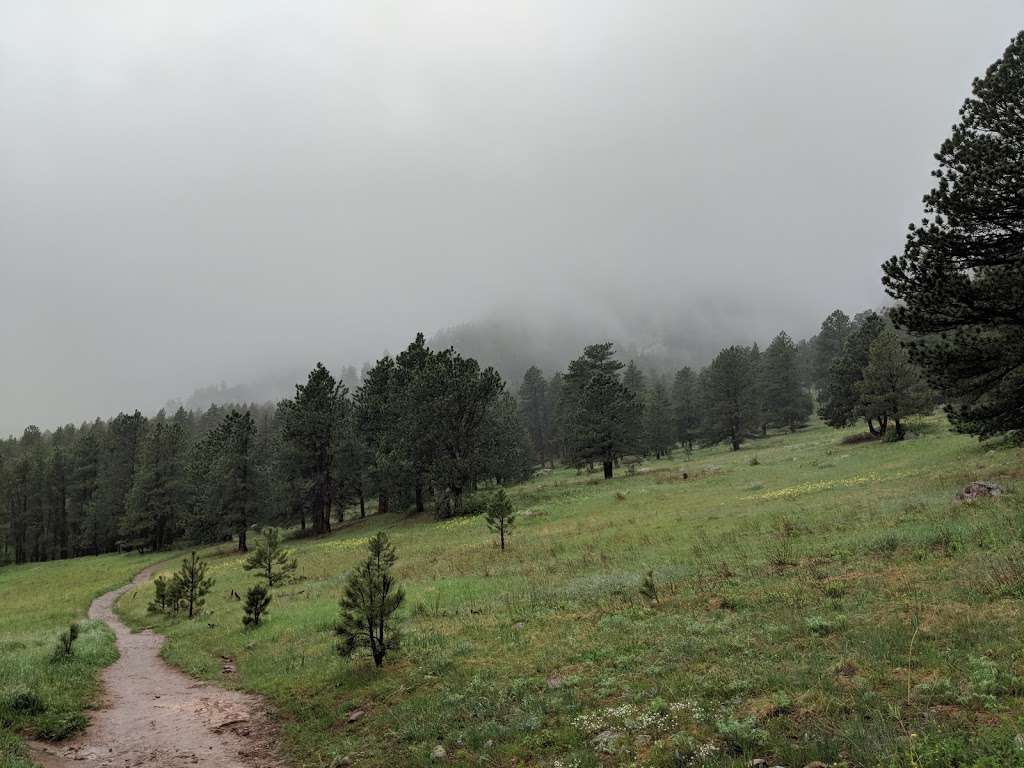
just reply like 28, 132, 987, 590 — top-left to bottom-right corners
1, 1, 1021, 436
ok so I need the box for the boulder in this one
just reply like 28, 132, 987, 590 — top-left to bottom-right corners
955, 481, 1003, 503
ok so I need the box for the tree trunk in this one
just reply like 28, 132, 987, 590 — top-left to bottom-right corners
378, 493, 389, 515
893, 415, 904, 440
359, 488, 365, 518
867, 417, 879, 436
603, 461, 613, 479
415, 480, 425, 515
238, 528, 247, 553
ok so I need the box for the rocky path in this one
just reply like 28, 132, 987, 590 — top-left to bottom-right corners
29, 563, 283, 768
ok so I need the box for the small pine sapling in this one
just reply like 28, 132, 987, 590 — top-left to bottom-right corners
171, 552, 215, 619
148, 575, 171, 613
243, 527, 298, 587
640, 570, 659, 604
242, 584, 271, 628
484, 489, 516, 551
335, 532, 405, 668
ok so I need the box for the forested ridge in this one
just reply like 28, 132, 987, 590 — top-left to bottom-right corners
1, 308, 938, 566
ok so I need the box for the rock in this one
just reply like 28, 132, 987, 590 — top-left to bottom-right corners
430, 744, 447, 760
513, 622, 525, 631
346, 709, 364, 723
546, 675, 563, 689
592, 729, 624, 754
804, 762, 828, 768
633, 734, 651, 748
955, 481, 1003, 503
749, 760, 768, 768
332, 758, 352, 768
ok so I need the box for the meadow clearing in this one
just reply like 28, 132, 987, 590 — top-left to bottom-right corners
113, 417, 1023, 767
3, 416, 1024, 767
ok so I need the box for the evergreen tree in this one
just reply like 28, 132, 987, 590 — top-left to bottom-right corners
484, 488, 516, 551
92, 411, 146, 553
883, 32, 1024, 440
857, 329, 935, 440
122, 421, 185, 552
171, 551, 214, 619
242, 584, 271, 628
416, 347, 504, 517
698, 346, 759, 450
671, 367, 699, 452
812, 310, 852, 390
206, 410, 260, 552
480, 392, 535, 485
819, 311, 889, 434
622, 360, 646, 397
279, 363, 349, 535
518, 366, 553, 466
644, 379, 675, 458
335, 532, 405, 668
354, 356, 401, 516
243, 527, 298, 587
761, 331, 813, 432
563, 343, 643, 478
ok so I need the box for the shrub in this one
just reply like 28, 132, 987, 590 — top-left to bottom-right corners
335, 532, 405, 667
806, 615, 839, 636
242, 584, 271, 628
639, 570, 658, 604
715, 716, 766, 754
2, 687, 46, 716
243, 528, 298, 587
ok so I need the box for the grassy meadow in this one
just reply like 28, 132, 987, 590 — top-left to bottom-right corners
0, 550, 177, 768
106, 417, 1024, 768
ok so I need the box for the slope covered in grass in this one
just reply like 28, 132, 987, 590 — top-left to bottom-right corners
109, 418, 1021, 766
0, 551, 175, 768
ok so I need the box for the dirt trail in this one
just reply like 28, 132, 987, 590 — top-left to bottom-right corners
29, 563, 283, 768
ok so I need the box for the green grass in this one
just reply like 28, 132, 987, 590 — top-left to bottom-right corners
109, 416, 1024, 767
0, 551, 175, 768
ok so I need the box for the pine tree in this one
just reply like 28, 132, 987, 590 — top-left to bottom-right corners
279, 363, 349, 535
243, 527, 298, 587
644, 379, 675, 458
857, 329, 935, 440
484, 488, 516, 551
148, 575, 172, 613
242, 584, 271, 628
335, 532, 405, 668
563, 343, 643, 478
698, 346, 759, 451
122, 421, 185, 552
883, 32, 1024, 440
671, 367, 699, 452
206, 410, 260, 552
518, 366, 553, 466
819, 311, 888, 434
171, 551, 214, 619
622, 360, 646, 397
762, 331, 813, 432
812, 310, 852, 390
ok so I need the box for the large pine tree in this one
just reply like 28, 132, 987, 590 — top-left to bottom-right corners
698, 346, 760, 451
883, 33, 1024, 440
857, 328, 935, 440
761, 331, 813, 432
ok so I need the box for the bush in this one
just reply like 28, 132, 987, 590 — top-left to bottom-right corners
715, 716, 766, 754
1, 687, 46, 716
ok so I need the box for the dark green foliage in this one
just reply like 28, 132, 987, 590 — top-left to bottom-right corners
698, 346, 759, 450
171, 552, 214, 619
483, 488, 516, 551
203, 410, 261, 552
812, 310, 852, 390
671, 367, 699, 452
761, 331, 813, 432
639, 570, 658, 603
563, 343, 643, 478
147, 575, 172, 613
279, 363, 350, 534
883, 32, 1024, 440
819, 311, 889, 434
51, 623, 79, 661
335, 532, 405, 668
480, 393, 535, 485
121, 420, 185, 552
243, 527, 298, 587
518, 366, 553, 466
643, 379, 675, 458
857, 328, 935, 440
622, 360, 646, 397
242, 584, 271, 628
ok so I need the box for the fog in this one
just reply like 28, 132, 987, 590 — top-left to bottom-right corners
1, 1, 1021, 436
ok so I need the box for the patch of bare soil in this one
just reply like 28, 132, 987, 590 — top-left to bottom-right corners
29, 563, 284, 768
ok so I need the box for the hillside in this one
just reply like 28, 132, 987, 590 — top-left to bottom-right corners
93, 417, 1023, 767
